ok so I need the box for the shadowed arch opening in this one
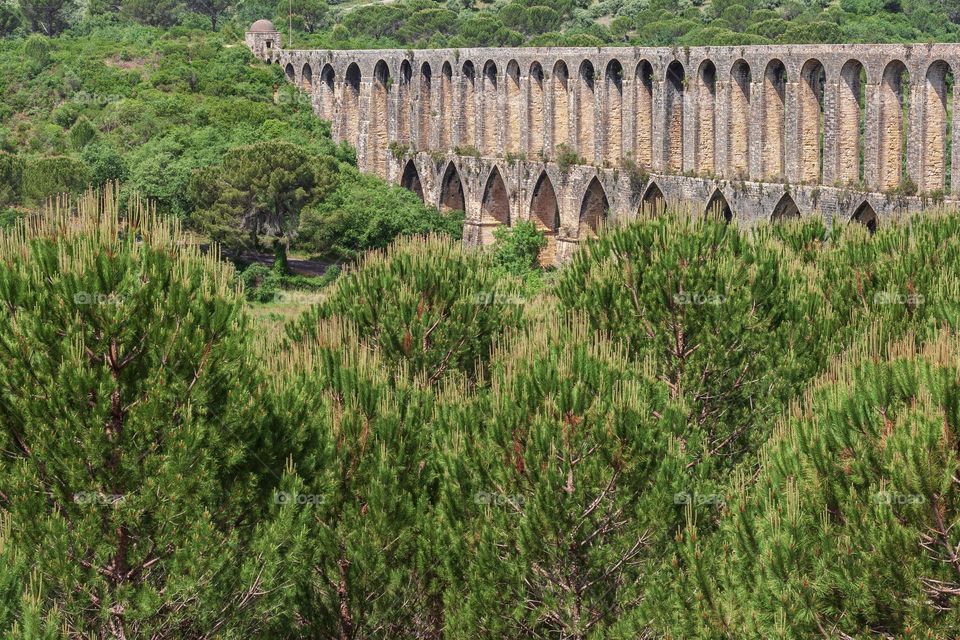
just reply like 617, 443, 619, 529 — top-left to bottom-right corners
343, 63, 361, 146
923, 60, 953, 194
851, 200, 878, 234
696, 60, 717, 174
530, 172, 559, 265
635, 60, 653, 166
763, 59, 786, 179
285, 63, 295, 82
838, 59, 866, 186
640, 182, 665, 216
728, 60, 751, 177
771, 193, 800, 220
440, 162, 465, 213
482, 60, 499, 156
879, 60, 910, 191
301, 63, 313, 93
578, 61, 597, 163
440, 62, 453, 148
506, 60, 522, 154
400, 160, 424, 201
528, 62, 545, 158
462, 61, 477, 149
579, 177, 608, 238
419, 62, 432, 149
605, 59, 624, 165
706, 189, 732, 222
319, 64, 335, 120
799, 59, 826, 183
398, 60, 412, 143
481, 167, 510, 244
552, 61, 570, 152
369, 60, 391, 178
665, 61, 685, 173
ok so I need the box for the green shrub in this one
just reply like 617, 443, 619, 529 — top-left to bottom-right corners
21, 155, 90, 203
490, 220, 546, 275
0, 151, 23, 206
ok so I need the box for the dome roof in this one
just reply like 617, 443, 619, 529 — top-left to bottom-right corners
249, 19, 277, 32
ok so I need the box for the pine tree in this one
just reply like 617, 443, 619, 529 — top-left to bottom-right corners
0, 186, 294, 637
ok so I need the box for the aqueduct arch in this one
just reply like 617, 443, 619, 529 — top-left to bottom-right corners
530, 172, 559, 265
401, 160, 424, 201
246, 29, 960, 257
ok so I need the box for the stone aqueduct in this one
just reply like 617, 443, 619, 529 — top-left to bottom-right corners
247, 21, 960, 262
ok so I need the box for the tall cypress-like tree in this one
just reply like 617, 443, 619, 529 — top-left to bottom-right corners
0, 187, 293, 637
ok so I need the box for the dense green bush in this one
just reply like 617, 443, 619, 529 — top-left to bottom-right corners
21, 155, 91, 203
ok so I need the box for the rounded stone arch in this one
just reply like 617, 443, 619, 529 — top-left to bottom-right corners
301, 62, 313, 92
505, 60, 522, 154
604, 59, 624, 165
695, 59, 717, 174
418, 61, 433, 149
705, 188, 732, 222
480, 165, 510, 244
665, 61, 686, 173
838, 59, 867, 186
530, 171, 560, 266
552, 60, 571, 152
398, 59, 413, 143
368, 60, 391, 178
285, 62, 296, 82
579, 176, 608, 238
439, 161, 466, 213
762, 58, 787, 179
728, 59, 751, 177
922, 59, 954, 194
639, 181, 665, 216
798, 58, 826, 183
342, 62, 362, 145
439, 61, 454, 148
481, 60, 499, 156
634, 59, 654, 166
879, 59, 910, 191
318, 64, 335, 119
528, 61, 546, 158
461, 60, 478, 148
400, 159, 424, 202
770, 192, 800, 221
850, 200, 878, 234
577, 60, 597, 163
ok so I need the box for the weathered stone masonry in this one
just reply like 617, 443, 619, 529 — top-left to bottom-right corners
247, 21, 960, 262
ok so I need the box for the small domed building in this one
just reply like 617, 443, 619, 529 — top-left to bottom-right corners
245, 19, 281, 60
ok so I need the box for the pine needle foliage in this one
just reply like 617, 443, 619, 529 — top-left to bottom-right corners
0, 184, 293, 638
288, 234, 524, 386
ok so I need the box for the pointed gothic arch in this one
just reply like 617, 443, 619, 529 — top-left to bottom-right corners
343, 63, 362, 146
285, 63, 295, 82
480, 166, 510, 244
400, 160, 424, 202
440, 162, 466, 213
763, 59, 787, 179
578, 60, 597, 163
530, 171, 560, 266
640, 182, 665, 216
482, 60, 499, 156
397, 60, 413, 143
440, 62, 453, 148
319, 64, 335, 120
851, 201, 878, 234
579, 177, 608, 238
770, 193, 800, 220
879, 60, 910, 191
838, 59, 866, 186
705, 189, 732, 222
505, 60, 522, 154
798, 59, 826, 183
301, 63, 313, 93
